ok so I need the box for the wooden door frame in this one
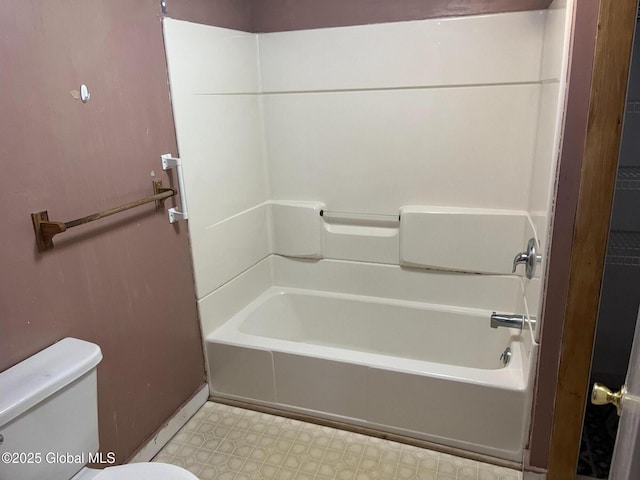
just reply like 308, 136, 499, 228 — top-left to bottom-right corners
545, 0, 637, 478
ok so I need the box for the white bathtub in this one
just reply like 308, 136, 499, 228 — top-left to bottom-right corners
204, 258, 531, 463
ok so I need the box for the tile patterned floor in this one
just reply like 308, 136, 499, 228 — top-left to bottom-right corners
153, 402, 522, 480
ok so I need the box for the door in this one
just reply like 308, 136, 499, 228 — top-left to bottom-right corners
596, 309, 640, 478
613, 351, 640, 477
545, 1, 638, 478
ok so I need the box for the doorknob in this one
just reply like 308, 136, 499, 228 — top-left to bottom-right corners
591, 382, 626, 415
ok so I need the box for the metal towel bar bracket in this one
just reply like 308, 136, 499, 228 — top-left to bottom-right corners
161, 153, 188, 223
31, 180, 177, 252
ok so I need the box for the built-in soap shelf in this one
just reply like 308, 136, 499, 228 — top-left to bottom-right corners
319, 208, 400, 264
607, 231, 640, 266
269, 201, 534, 275
320, 209, 399, 237
399, 206, 532, 274
320, 209, 399, 224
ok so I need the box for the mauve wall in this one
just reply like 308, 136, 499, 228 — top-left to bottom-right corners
0, 0, 248, 464
250, 0, 553, 32
168, 0, 252, 31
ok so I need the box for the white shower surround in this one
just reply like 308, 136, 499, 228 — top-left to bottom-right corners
163, 0, 573, 465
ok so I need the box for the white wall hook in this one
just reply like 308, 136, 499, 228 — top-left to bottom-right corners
80, 84, 90, 103
161, 154, 188, 223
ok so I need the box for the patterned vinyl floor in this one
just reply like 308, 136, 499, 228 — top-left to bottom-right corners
153, 401, 522, 480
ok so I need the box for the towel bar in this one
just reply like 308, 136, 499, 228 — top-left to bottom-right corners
31, 180, 177, 252
319, 209, 400, 225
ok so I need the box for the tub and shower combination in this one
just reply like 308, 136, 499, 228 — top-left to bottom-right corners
201, 255, 534, 463
163, 0, 573, 467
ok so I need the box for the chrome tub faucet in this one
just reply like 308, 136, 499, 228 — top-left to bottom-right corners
491, 312, 525, 330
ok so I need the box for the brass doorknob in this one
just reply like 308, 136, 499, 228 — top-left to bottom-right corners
591, 383, 626, 415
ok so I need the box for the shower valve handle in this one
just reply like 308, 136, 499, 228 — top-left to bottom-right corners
512, 238, 542, 280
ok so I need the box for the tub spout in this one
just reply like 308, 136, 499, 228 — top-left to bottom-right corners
491, 312, 524, 330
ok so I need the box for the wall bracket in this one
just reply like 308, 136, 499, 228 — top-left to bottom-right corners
161, 153, 189, 224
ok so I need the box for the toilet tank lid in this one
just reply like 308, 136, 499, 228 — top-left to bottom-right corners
0, 338, 102, 427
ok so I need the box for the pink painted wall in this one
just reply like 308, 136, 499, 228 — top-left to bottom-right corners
167, 0, 554, 33
0, 0, 249, 464
168, 0, 252, 31
250, 0, 553, 32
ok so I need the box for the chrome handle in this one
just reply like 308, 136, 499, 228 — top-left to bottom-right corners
512, 237, 542, 279
512, 252, 529, 271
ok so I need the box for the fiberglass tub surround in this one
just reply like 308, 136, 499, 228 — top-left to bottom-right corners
163, 1, 573, 465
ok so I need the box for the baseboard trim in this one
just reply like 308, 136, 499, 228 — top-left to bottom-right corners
128, 384, 209, 463
522, 448, 547, 478
523, 472, 547, 480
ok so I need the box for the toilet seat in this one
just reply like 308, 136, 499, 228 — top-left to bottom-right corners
92, 462, 198, 480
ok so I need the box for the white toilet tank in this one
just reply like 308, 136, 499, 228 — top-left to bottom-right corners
0, 338, 103, 480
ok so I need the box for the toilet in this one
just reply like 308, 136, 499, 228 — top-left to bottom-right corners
0, 337, 199, 480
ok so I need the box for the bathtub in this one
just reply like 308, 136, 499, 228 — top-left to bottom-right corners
205, 258, 531, 463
